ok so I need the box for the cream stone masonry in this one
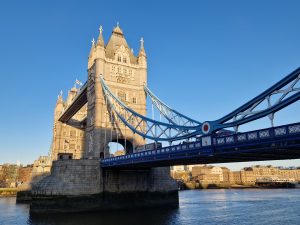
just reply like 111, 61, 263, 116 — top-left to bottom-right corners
52, 87, 87, 161
85, 24, 147, 159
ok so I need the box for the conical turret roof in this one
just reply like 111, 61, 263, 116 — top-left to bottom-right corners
97, 25, 105, 47
89, 38, 95, 57
105, 23, 137, 64
138, 37, 146, 57
112, 23, 123, 35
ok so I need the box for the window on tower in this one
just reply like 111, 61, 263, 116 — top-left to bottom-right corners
123, 57, 127, 63
118, 56, 122, 62
118, 91, 126, 102
70, 130, 76, 137
133, 97, 137, 104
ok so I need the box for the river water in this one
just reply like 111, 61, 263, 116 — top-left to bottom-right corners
0, 189, 299, 225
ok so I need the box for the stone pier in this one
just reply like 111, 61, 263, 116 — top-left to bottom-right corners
29, 159, 178, 213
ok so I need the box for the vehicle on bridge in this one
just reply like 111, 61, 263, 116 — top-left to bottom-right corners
134, 142, 162, 152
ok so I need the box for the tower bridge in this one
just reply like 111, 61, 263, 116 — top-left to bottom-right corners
26, 24, 300, 213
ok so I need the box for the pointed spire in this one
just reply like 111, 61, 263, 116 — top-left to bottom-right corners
112, 22, 123, 35
140, 37, 144, 49
97, 25, 104, 47
138, 37, 146, 56
55, 91, 64, 117
56, 90, 63, 104
89, 38, 95, 57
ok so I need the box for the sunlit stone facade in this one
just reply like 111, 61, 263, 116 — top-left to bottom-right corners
85, 24, 147, 158
51, 24, 148, 160
51, 87, 87, 161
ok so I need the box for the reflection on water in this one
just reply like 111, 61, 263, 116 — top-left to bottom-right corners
29, 208, 178, 225
1, 189, 300, 225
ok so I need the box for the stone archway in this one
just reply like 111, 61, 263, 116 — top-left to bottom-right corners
116, 139, 133, 154
107, 139, 134, 156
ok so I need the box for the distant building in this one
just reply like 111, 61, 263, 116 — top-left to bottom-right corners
221, 167, 230, 183
229, 165, 300, 186
32, 156, 51, 177
114, 150, 125, 156
169, 164, 300, 187
229, 171, 242, 185
192, 165, 224, 183
171, 165, 187, 173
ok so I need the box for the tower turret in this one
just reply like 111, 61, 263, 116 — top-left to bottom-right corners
88, 38, 96, 69
97, 25, 105, 47
66, 87, 78, 106
95, 25, 105, 60
138, 37, 147, 69
54, 91, 64, 120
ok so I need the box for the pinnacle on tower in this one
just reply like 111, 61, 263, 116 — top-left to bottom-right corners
55, 90, 64, 116
97, 25, 105, 47
57, 90, 63, 103
112, 22, 124, 35
138, 37, 146, 56
89, 38, 95, 57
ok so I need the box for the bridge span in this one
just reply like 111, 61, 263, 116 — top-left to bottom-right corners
102, 122, 300, 168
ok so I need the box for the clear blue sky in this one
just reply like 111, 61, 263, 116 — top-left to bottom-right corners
0, 0, 299, 170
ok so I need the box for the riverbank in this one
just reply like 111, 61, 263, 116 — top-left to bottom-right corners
181, 181, 299, 190
0, 188, 18, 197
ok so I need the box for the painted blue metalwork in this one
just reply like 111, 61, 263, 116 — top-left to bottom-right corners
100, 68, 300, 141
209, 67, 300, 133
100, 76, 202, 141
144, 85, 201, 127
101, 122, 300, 168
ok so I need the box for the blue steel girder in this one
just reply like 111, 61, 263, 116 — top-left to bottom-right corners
100, 76, 202, 141
144, 85, 202, 127
202, 67, 300, 134
99, 67, 300, 141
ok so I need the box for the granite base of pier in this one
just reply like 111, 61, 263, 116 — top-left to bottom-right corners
30, 191, 178, 213
27, 159, 178, 213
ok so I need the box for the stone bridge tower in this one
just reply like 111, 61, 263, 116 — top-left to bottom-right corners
22, 24, 178, 213
86, 24, 147, 159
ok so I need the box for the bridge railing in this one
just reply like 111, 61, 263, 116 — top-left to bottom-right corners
101, 122, 300, 167
214, 123, 300, 147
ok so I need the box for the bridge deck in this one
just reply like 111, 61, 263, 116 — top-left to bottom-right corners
101, 122, 300, 168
